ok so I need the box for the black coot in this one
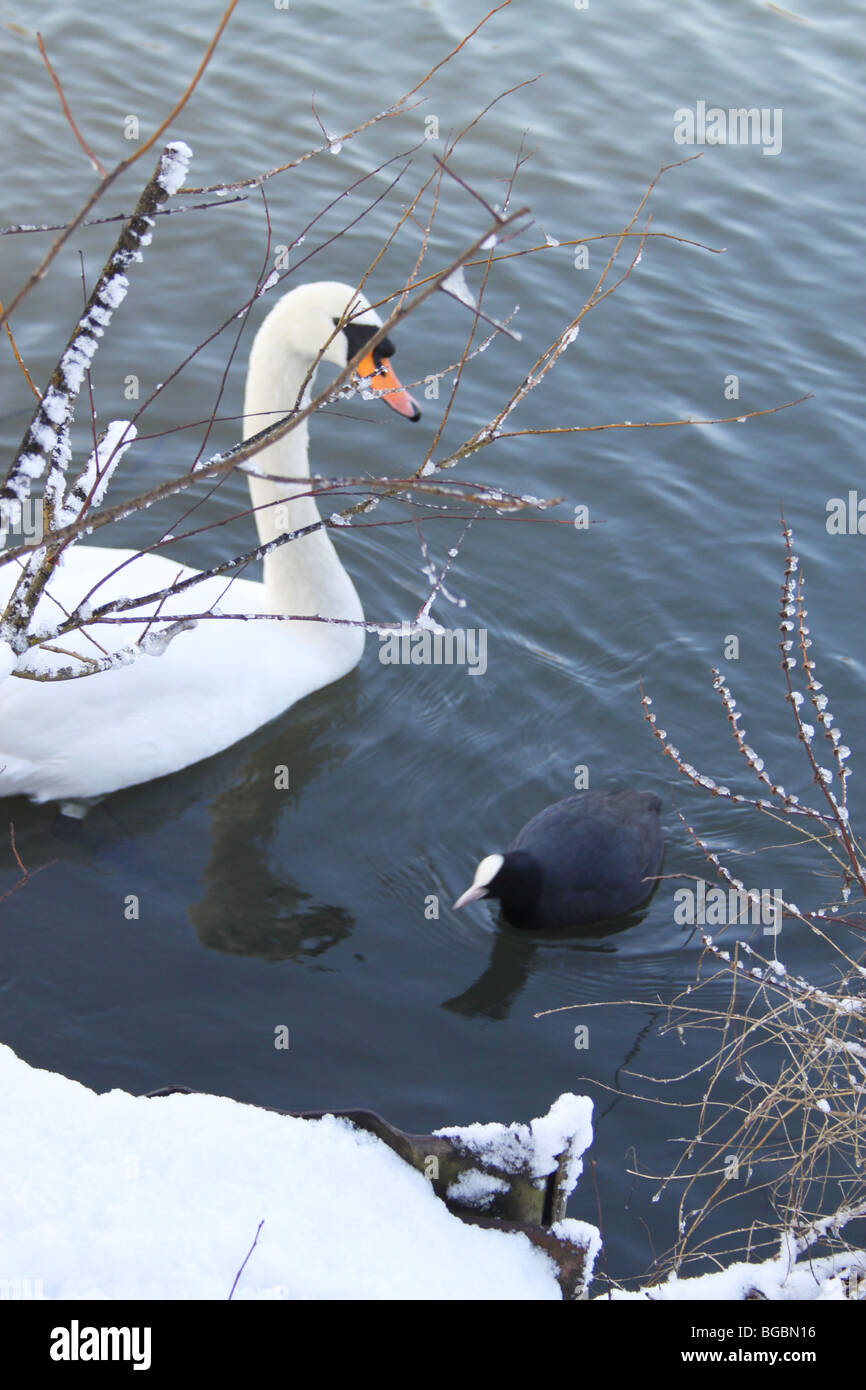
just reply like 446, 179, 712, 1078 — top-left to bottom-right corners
453, 789, 664, 931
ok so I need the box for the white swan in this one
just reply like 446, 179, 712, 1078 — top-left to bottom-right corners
0, 282, 420, 810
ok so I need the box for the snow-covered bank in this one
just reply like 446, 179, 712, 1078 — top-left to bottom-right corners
601, 1248, 866, 1301
0, 1045, 597, 1300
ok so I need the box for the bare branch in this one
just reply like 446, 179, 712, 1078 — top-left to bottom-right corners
37, 32, 107, 176
0, 297, 42, 400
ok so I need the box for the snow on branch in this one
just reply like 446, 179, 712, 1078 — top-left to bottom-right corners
58, 421, 138, 528
0, 146, 191, 653
12, 617, 197, 682
0, 143, 190, 510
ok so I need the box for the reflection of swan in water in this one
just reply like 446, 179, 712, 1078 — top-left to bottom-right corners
0, 282, 419, 810
186, 684, 360, 961
47, 680, 361, 962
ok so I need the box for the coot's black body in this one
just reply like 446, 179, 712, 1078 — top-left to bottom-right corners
456, 789, 664, 931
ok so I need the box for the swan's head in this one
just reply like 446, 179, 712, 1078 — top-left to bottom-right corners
262, 281, 421, 421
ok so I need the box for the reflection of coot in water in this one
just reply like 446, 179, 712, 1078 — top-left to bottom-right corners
453, 790, 664, 932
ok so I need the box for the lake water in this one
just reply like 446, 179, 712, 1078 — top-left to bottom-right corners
1, 0, 864, 1287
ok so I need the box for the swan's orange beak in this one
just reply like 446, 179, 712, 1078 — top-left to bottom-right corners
357, 350, 421, 421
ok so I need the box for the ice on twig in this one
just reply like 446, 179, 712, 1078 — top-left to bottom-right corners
441, 266, 476, 309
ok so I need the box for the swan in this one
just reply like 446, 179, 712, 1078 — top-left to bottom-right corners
453, 789, 664, 931
0, 282, 420, 811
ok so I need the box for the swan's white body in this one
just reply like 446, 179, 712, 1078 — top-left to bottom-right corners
0, 282, 412, 807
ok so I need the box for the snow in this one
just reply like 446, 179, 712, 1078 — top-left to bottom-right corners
553, 1218, 602, 1276
157, 140, 192, 197
17, 452, 46, 479
39, 387, 68, 425
436, 1093, 594, 1196
447, 1170, 510, 1209
59, 421, 137, 526
60, 335, 99, 393
0, 1045, 575, 1300
0, 639, 17, 682
82, 303, 111, 331
411, 610, 448, 636
602, 1246, 866, 1301
7, 269, 136, 506
30, 419, 58, 452
529, 1093, 594, 1190
96, 274, 129, 311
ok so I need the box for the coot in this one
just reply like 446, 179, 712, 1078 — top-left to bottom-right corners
453, 789, 664, 931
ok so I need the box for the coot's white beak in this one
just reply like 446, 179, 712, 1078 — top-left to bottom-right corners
453, 883, 489, 911
452, 854, 505, 911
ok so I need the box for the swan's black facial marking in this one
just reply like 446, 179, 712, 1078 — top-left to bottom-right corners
336, 318, 396, 368
334, 316, 421, 422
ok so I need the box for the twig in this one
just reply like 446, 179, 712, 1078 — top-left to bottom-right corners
228, 1219, 264, 1301
0, 298, 42, 400
0, 2, 237, 332
1, 825, 56, 905
37, 32, 107, 176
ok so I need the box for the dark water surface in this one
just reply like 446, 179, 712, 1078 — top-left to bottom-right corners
1, 0, 864, 1284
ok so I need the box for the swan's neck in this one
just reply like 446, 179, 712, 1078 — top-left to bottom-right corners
243, 346, 363, 636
